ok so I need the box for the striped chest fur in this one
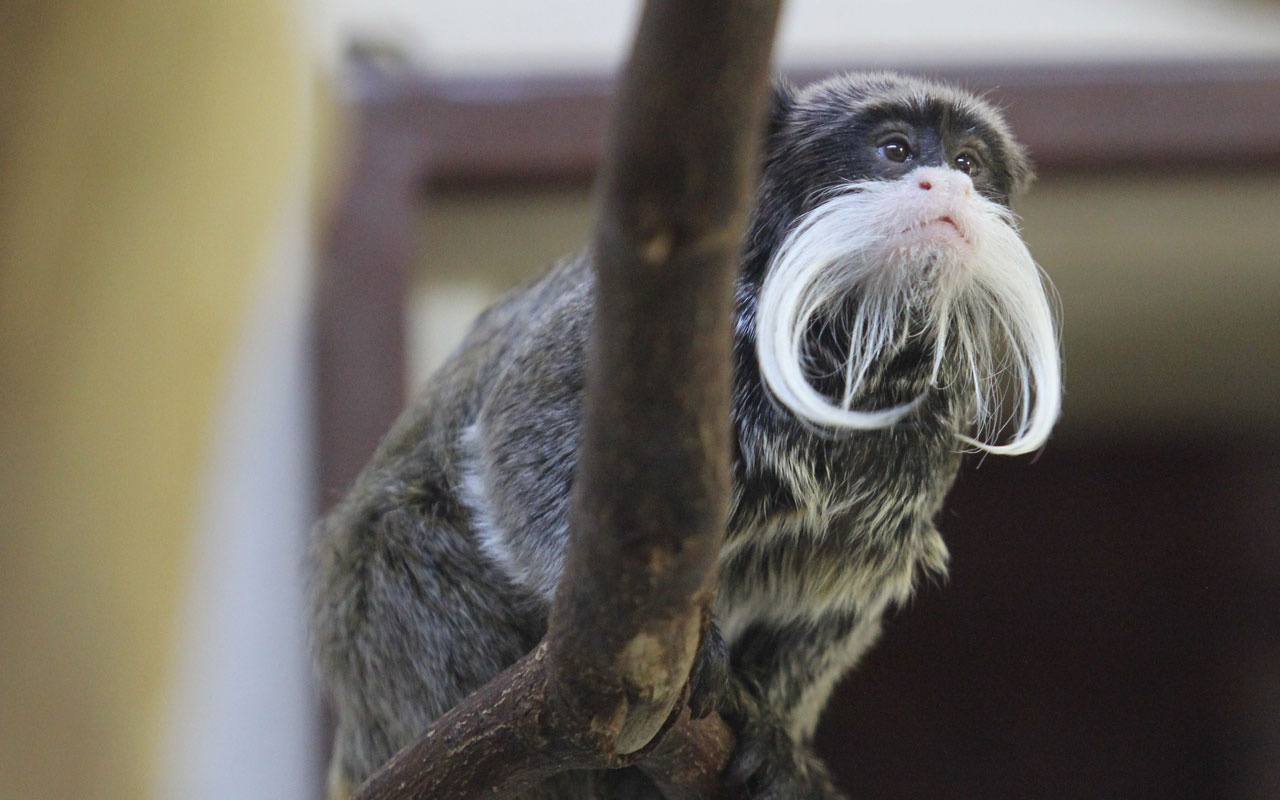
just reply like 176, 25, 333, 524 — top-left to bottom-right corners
713, 387, 963, 647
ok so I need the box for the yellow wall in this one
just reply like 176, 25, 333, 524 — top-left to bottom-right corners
0, 3, 306, 797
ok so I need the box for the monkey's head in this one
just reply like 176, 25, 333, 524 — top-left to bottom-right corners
746, 72, 1060, 455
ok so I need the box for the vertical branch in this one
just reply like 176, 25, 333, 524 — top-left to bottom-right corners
552, 0, 782, 752
350, 2, 781, 798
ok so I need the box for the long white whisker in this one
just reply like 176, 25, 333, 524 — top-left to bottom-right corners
755, 171, 1061, 454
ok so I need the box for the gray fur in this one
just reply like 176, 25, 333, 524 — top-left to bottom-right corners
309, 72, 1046, 799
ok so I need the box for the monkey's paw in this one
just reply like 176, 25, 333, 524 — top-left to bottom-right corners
720, 693, 848, 800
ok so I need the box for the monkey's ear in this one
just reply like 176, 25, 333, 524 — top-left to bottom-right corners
766, 79, 796, 142
1006, 140, 1036, 198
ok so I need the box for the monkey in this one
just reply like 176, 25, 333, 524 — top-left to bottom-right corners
308, 71, 1061, 799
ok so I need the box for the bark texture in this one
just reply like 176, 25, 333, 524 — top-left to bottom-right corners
351, 1, 782, 796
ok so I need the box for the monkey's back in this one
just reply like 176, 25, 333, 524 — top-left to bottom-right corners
308, 254, 601, 795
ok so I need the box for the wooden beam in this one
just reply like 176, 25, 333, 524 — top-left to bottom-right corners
340, 58, 1280, 190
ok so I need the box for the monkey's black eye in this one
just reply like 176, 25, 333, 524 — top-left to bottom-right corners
953, 152, 981, 176
878, 137, 913, 163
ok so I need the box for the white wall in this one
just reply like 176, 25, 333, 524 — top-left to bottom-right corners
157, 187, 319, 800
321, 0, 1280, 76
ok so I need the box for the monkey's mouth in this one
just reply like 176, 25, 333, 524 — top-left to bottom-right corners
920, 215, 965, 238
936, 215, 962, 233
896, 215, 969, 247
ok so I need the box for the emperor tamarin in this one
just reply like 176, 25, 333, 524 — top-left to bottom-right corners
309, 71, 1062, 798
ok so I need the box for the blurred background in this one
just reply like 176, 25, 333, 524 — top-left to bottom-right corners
2, 1, 1277, 799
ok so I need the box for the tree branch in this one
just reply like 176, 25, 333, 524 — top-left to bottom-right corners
350, 1, 781, 797
552, 0, 782, 755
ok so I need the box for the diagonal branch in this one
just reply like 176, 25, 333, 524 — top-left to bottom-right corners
350, 2, 781, 797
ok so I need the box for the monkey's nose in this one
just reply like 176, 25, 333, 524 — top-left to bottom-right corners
912, 166, 972, 197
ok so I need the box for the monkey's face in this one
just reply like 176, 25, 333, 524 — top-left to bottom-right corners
752, 74, 1060, 455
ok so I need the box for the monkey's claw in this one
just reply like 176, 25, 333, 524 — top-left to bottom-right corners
687, 624, 730, 719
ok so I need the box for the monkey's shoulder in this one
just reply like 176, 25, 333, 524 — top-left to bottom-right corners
352, 252, 595, 482
428, 251, 595, 421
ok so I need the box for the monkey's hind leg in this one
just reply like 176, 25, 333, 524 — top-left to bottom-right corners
314, 501, 545, 793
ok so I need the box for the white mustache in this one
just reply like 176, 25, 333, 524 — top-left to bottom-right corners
755, 166, 1061, 455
